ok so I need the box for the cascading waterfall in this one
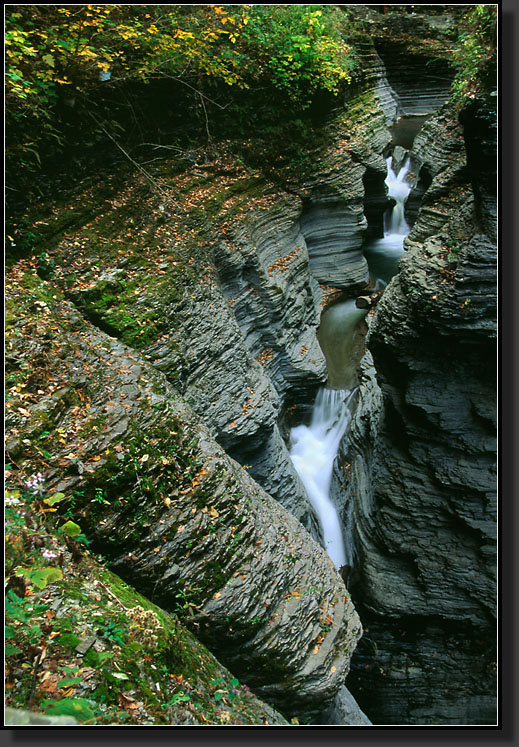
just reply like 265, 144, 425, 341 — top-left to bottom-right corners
364, 153, 413, 288
289, 149, 413, 574
289, 388, 356, 570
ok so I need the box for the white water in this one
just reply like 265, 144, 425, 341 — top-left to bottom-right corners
364, 154, 412, 288
289, 388, 356, 569
289, 152, 413, 571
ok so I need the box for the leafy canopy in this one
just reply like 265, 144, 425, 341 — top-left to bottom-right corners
450, 4, 497, 102
5, 4, 356, 180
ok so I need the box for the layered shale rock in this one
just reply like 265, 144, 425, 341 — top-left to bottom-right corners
5, 269, 362, 719
213, 193, 328, 399
296, 95, 392, 287
366, 7, 458, 117
405, 107, 468, 238
339, 96, 497, 724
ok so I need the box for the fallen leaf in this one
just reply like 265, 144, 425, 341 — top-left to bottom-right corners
40, 679, 58, 694
118, 692, 138, 710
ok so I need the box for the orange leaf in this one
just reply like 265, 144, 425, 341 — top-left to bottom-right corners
40, 679, 58, 694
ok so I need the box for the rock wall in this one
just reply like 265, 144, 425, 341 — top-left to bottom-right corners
366, 7, 458, 117
339, 96, 497, 724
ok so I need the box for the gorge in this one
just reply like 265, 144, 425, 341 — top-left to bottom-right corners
5, 5, 497, 728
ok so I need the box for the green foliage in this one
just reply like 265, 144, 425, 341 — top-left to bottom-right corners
5, 4, 357, 192
96, 620, 126, 646
60, 520, 82, 537
16, 565, 63, 590
40, 697, 96, 723
451, 5, 497, 103
227, 5, 356, 104
5, 590, 47, 649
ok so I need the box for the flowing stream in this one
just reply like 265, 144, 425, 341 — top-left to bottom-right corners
289, 150, 412, 571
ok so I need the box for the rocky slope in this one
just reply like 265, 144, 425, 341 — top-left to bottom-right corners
5, 509, 290, 726
6, 62, 396, 724
5, 263, 362, 721
339, 95, 497, 724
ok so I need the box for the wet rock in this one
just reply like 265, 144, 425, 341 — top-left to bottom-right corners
340, 96, 497, 724
212, 194, 328, 399
391, 145, 408, 174
300, 194, 369, 289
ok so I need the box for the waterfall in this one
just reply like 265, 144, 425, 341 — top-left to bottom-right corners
364, 153, 412, 288
289, 150, 413, 573
289, 388, 356, 570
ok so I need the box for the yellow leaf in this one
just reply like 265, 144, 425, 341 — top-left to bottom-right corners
331, 666, 336, 673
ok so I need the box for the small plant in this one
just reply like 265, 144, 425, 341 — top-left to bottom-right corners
95, 619, 126, 646
209, 676, 246, 703
127, 605, 162, 649
173, 584, 203, 616
405, 285, 419, 298
93, 487, 110, 506
319, 614, 333, 634
5, 589, 47, 656
36, 251, 56, 279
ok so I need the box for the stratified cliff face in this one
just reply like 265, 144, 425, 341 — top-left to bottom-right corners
5, 269, 361, 720
4, 57, 398, 723
5, 7, 491, 725
341, 95, 497, 724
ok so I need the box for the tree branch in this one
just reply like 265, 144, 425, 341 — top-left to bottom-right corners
86, 110, 181, 209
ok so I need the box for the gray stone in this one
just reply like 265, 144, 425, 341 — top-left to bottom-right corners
340, 95, 497, 725
5, 707, 78, 726
316, 686, 372, 725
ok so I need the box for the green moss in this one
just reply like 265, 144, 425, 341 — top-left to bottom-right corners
67, 273, 176, 350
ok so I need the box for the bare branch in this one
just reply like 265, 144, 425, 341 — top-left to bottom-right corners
86, 110, 181, 209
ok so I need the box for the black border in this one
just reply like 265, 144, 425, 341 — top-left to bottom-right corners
4, 1, 516, 744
